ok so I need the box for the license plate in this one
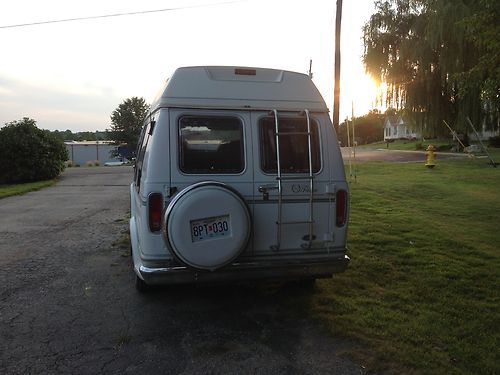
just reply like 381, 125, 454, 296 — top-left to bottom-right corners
190, 215, 231, 242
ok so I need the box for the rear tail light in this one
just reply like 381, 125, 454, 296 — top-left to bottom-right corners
148, 193, 163, 232
336, 190, 348, 227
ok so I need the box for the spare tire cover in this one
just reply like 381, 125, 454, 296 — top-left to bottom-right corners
163, 181, 251, 271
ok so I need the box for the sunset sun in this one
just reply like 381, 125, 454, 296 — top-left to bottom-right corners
342, 73, 384, 118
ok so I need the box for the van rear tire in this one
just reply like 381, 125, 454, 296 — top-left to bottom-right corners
130, 242, 148, 292
135, 275, 150, 293
300, 278, 316, 286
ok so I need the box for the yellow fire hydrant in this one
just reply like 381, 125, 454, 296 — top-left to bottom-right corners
425, 144, 436, 169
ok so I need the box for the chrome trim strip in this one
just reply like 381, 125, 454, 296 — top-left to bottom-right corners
247, 198, 332, 204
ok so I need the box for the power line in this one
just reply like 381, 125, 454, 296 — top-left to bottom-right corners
0, 1, 242, 29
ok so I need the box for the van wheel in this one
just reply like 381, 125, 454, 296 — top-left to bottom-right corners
135, 275, 150, 293
297, 278, 316, 288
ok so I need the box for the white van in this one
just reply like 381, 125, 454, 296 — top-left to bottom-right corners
129, 66, 349, 290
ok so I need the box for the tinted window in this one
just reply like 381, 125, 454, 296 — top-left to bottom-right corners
179, 116, 244, 174
134, 122, 150, 191
260, 116, 320, 173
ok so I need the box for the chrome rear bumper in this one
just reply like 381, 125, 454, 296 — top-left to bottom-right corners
139, 255, 350, 285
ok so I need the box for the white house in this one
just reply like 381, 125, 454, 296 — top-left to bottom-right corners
474, 124, 500, 141
384, 115, 420, 140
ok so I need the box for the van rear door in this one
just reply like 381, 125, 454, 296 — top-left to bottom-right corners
250, 111, 334, 254
166, 109, 254, 265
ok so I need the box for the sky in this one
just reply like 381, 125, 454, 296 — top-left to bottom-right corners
0, 0, 378, 132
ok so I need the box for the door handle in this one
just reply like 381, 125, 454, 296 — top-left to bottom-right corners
258, 184, 279, 193
258, 184, 279, 200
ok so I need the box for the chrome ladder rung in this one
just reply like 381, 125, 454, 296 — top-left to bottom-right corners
275, 131, 311, 136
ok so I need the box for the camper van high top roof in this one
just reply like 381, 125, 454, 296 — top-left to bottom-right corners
150, 66, 329, 112
130, 65, 349, 289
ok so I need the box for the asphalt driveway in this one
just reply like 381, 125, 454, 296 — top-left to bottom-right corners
0, 167, 362, 374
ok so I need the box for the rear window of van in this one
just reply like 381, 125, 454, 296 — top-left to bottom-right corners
260, 116, 321, 174
179, 116, 244, 174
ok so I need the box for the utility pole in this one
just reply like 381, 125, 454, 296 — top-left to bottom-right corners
351, 101, 357, 181
333, 0, 343, 134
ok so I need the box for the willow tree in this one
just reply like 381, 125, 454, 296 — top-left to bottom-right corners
459, 0, 500, 130
363, 0, 499, 137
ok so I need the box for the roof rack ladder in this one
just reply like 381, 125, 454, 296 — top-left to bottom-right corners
271, 109, 315, 251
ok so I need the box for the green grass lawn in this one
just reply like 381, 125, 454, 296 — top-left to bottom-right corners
0, 180, 55, 199
311, 159, 500, 374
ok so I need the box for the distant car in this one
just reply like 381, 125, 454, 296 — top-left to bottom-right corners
104, 161, 125, 166
104, 158, 129, 166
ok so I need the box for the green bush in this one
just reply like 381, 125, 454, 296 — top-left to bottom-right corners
0, 118, 68, 184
